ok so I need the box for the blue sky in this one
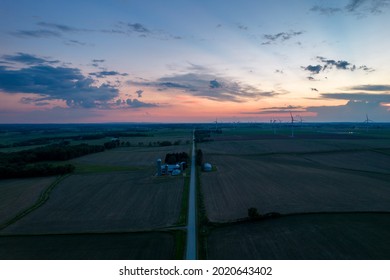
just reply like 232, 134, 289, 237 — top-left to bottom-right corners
0, 0, 389, 123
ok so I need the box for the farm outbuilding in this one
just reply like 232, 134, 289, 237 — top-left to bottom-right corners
203, 163, 212, 172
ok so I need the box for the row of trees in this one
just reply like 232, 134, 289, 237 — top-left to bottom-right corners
0, 144, 105, 164
164, 152, 189, 165
6, 132, 150, 148
0, 163, 75, 179
0, 143, 106, 179
196, 149, 203, 166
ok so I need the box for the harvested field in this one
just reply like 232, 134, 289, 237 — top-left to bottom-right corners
206, 213, 390, 259
0, 177, 56, 225
0, 232, 175, 260
2, 171, 184, 234
200, 154, 390, 222
200, 138, 390, 156
303, 151, 390, 173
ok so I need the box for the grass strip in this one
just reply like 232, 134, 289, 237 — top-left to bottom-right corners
0, 175, 68, 231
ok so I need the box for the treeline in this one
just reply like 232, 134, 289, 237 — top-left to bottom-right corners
0, 163, 75, 179
164, 152, 189, 165
0, 143, 105, 179
6, 132, 151, 148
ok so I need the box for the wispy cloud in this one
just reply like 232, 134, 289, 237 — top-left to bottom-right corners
11, 29, 61, 38
89, 70, 128, 78
347, 84, 390, 91
133, 68, 282, 102
319, 92, 390, 102
2, 53, 59, 65
36, 21, 90, 33
262, 30, 304, 45
241, 105, 306, 115
311, 0, 390, 16
310, 5, 342, 15
115, 21, 182, 40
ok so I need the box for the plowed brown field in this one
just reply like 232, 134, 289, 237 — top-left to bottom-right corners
206, 213, 390, 259
199, 139, 390, 222
0, 177, 56, 225
2, 171, 184, 234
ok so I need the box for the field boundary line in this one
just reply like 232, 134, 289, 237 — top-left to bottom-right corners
207, 211, 390, 228
0, 175, 69, 231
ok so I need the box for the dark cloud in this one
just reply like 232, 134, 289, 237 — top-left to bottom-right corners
2, 53, 59, 65
303, 65, 323, 74
127, 23, 150, 33
136, 89, 143, 98
302, 56, 374, 75
0, 65, 119, 108
11, 29, 61, 38
125, 98, 157, 108
209, 79, 222, 89
317, 56, 352, 70
89, 71, 128, 78
262, 30, 304, 45
347, 84, 390, 91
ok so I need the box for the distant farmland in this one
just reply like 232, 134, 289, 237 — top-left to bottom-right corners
198, 129, 390, 260
206, 213, 390, 259
199, 138, 390, 223
2, 171, 184, 234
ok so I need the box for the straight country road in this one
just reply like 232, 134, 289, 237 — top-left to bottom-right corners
185, 131, 197, 260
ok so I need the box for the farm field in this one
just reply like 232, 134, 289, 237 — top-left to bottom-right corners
199, 134, 390, 223
200, 153, 390, 222
0, 232, 175, 260
206, 213, 390, 259
0, 177, 56, 225
1, 171, 184, 234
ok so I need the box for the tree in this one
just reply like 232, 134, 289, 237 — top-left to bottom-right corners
196, 149, 203, 166
248, 207, 260, 219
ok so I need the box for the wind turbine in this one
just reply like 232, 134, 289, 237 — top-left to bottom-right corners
364, 114, 373, 132
215, 118, 218, 131
270, 118, 277, 134
290, 112, 297, 137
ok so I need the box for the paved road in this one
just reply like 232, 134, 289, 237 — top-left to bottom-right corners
185, 132, 197, 260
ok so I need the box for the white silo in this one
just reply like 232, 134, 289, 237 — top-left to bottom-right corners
157, 158, 162, 176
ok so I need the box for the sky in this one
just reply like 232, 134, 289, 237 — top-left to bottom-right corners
0, 0, 389, 123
